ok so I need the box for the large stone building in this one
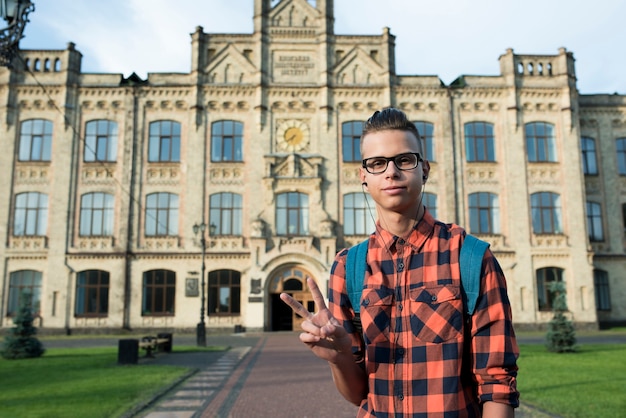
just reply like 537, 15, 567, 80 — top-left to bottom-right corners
1, 0, 624, 334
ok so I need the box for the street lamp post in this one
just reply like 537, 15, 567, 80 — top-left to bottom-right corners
193, 222, 216, 347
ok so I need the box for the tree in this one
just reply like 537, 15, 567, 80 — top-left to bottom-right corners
1, 291, 45, 359
545, 281, 577, 353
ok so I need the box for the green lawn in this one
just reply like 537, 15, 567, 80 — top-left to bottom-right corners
517, 343, 626, 418
0, 345, 225, 418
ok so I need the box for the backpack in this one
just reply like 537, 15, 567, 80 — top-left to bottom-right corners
345, 234, 489, 316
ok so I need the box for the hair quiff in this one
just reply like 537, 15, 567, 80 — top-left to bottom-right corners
360, 107, 423, 154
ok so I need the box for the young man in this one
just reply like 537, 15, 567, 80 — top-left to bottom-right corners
281, 108, 519, 417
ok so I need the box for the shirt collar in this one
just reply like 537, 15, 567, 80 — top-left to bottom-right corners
374, 207, 436, 253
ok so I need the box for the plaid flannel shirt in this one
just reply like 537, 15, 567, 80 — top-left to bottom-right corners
328, 210, 519, 417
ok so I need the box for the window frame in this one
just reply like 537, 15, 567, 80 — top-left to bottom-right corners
526, 122, 557, 162
276, 192, 309, 236
616, 138, 626, 175
75, 270, 110, 317
7, 270, 42, 316
469, 192, 500, 234
465, 122, 495, 162
84, 120, 118, 162
531, 192, 562, 234
145, 192, 179, 236
341, 121, 364, 163
148, 120, 181, 162
343, 192, 375, 235
79, 192, 114, 236
209, 192, 243, 236
536, 267, 564, 311
581, 136, 598, 175
211, 120, 243, 162
14, 192, 48, 236
142, 269, 176, 316
208, 270, 241, 316
413, 121, 435, 161
593, 269, 611, 311
586, 201, 604, 242
18, 119, 53, 162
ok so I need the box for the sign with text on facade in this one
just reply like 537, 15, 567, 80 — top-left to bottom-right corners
272, 51, 316, 83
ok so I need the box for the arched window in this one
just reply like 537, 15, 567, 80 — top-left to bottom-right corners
276, 192, 308, 236
526, 122, 557, 162
14, 192, 48, 236
342, 121, 364, 162
469, 192, 500, 234
142, 270, 176, 315
413, 121, 435, 161
581, 136, 598, 175
465, 122, 495, 162
531, 192, 562, 234
85, 120, 118, 162
536, 267, 564, 311
19, 119, 53, 161
211, 120, 243, 162
75, 270, 109, 316
343, 192, 375, 235
80, 192, 114, 236
208, 270, 241, 315
210, 192, 243, 236
145, 192, 179, 236
148, 120, 180, 162
8, 270, 42, 316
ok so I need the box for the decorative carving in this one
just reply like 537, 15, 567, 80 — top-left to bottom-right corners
10, 236, 48, 250
75, 237, 115, 250
251, 218, 265, 238
146, 167, 180, 184
207, 237, 247, 252
250, 278, 262, 294
209, 166, 244, 184
144, 236, 181, 249
320, 218, 335, 238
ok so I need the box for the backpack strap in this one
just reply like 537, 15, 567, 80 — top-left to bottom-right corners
346, 239, 369, 313
459, 234, 490, 315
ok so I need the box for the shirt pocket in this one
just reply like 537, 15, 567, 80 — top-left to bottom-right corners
408, 285, 464, 343
360, 286, 394, 345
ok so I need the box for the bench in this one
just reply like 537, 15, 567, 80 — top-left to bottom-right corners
117, 332, 173, 364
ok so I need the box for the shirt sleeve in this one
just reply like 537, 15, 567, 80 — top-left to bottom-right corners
328, 248, 366, 364
470, 249, 520, 407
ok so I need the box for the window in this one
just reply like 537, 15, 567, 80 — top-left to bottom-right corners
469, 192, 500, 234
342, 121, 364, 162
423, 192, 437, 219
617, 138, 626, 175
14, 192, 48, 236
211, 120, 243, 162
593, 269, 611, 311
343, 193, 375, 235
586, 201, 604, 242
79, 193, 114, 236
413, 121, 435, 161
19, 119, 53, 161
145, 193, 179, 236
536, 267, 564, 311
465, 122, 495, 162
531, 192, 562, 234
210, 192, 242, 235
148, 120, 180, 162
7, 270, 42, 316
276, 192, 309, 235
623, 203, 626, 237
84, 120, 117, 162
581, 136, 597, 175
526, 122, 557, 162
75, 270, 109, 317
142, 270, 176, 315
208, 270, 241, 315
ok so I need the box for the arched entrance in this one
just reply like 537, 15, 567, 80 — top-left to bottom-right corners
268, 266, 318, 331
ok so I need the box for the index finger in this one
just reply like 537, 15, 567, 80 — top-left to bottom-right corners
306, 277, 328, 312
279, 293, 314, 320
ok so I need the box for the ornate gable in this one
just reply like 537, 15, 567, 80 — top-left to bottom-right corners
206, 44, 257, 84
334, 47, 386, 86
270, 0, 319, 28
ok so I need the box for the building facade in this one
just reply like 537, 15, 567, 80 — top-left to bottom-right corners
1, 0, 624, 334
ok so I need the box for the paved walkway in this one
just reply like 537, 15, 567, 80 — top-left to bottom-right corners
120, 332, 563, 418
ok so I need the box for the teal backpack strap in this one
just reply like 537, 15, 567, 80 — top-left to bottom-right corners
460, 234, 490, 315
346, 239, 369, 313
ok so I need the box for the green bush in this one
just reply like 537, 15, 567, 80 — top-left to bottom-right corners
545, 281, 577, 353
1, 292, 45, 359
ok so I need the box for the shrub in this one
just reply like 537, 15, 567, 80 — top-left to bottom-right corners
1, 292, 45, 359
545, 281, 577, 353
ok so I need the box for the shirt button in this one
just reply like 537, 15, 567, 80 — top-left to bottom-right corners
431, 295, 437, 302
398, 394, 404, 400
398, 303, 403, 311
397, 262, 404, 272
363, 299, 370, 306
397, 348, 405, 357
398, 238, 405, 245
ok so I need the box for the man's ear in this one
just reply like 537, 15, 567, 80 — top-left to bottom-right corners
422, 159, 431, 180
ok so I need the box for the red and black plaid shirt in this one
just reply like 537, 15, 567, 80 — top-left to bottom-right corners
328, 210, 519, 417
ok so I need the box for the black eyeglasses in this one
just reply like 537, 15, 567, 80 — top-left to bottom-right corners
362, 152, 422, 174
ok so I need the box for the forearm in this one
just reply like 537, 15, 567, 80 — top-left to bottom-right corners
328, 353, 368, 406
483, 401, 514, 417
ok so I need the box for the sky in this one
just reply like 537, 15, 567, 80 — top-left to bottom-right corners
17, 0, 626, 95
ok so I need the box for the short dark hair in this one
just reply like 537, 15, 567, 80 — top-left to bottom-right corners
361, 107, 423, 154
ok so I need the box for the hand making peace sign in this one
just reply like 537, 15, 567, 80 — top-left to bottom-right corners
280, 277, 352, 363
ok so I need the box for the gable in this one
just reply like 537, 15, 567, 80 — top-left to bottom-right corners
270, 0, 319, 28
205, 44, 258, 84
333, 47, 386, 86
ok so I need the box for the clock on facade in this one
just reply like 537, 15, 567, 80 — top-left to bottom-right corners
276, 119, 310, 152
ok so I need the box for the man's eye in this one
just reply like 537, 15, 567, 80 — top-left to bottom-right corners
397, 156, 412, 165
369, 159, 386, 167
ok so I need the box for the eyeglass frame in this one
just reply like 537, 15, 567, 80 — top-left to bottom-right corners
361, 152, 423, 174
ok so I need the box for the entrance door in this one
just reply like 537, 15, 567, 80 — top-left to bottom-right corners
268, 267, 318, 331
